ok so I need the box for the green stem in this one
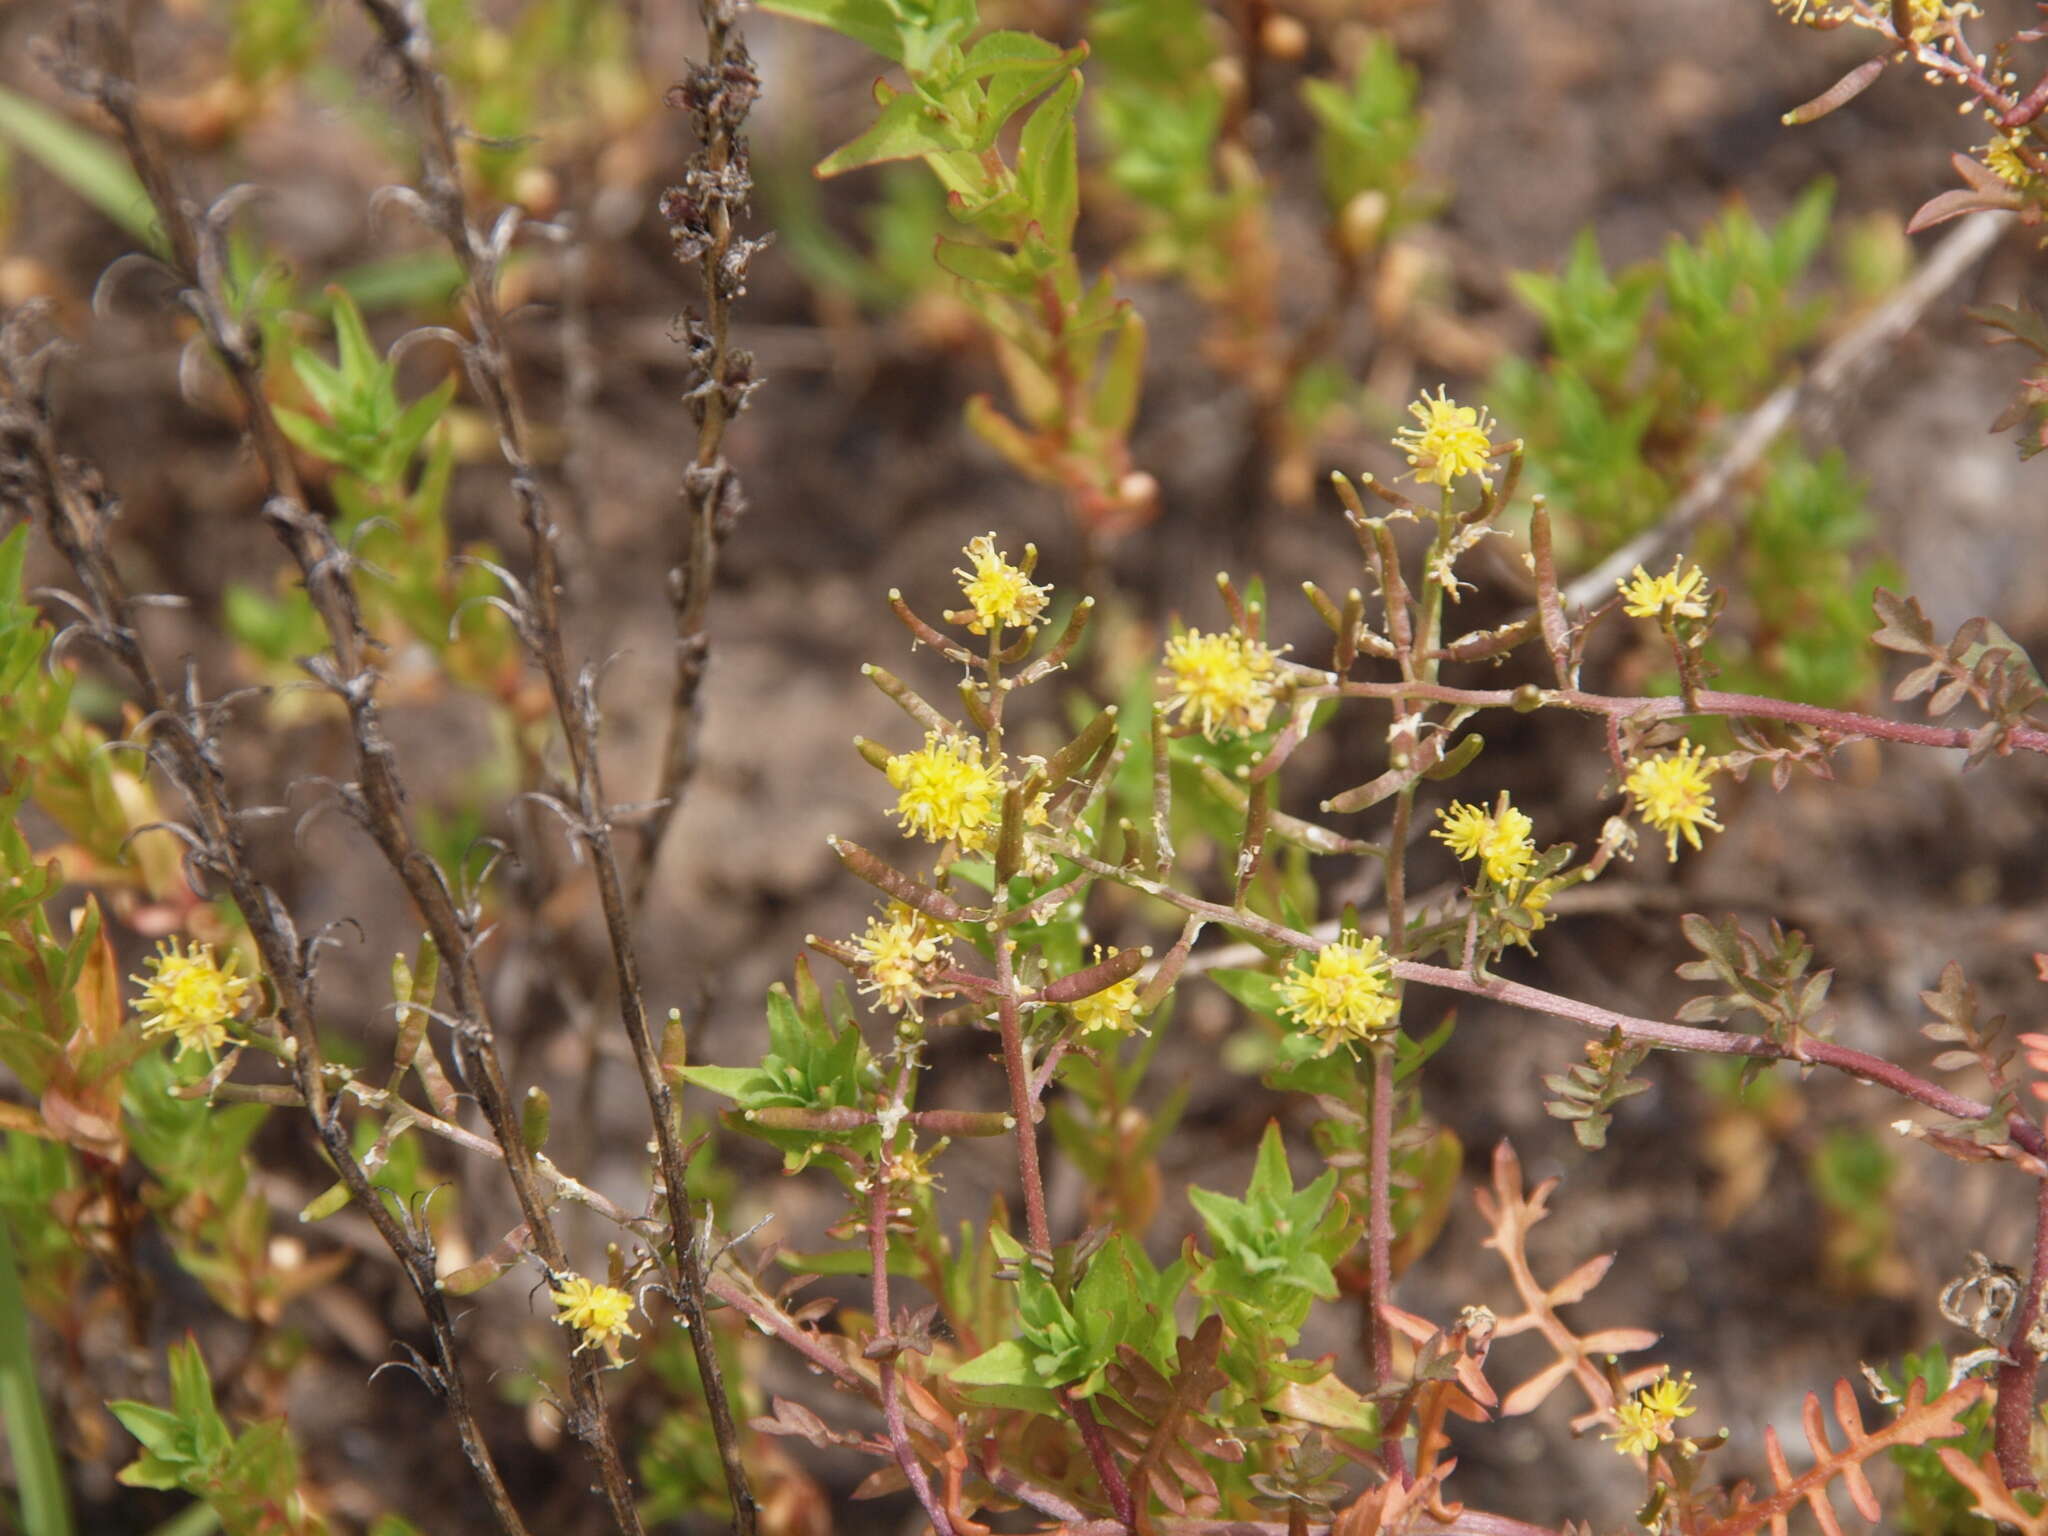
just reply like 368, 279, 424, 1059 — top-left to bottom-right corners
0, 1214, 74, 1536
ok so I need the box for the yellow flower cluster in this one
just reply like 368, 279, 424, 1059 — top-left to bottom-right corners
1625, 740, 1723, 860
1163, 627, 1281, 741
1985, 134, 2038, 188
550, 1274, 638, 1355
1433, 798, 1537, 886
1606, 1371, 1697, 1457
1393, 387, 1497, 490
131, 938, 254, 1058
1069, 946, 1145, 1036
1901, 0, 1973, 39
853, 904, 951, 1014
1617, 558, 1710, 622
885, 732, 1006, 853
951, 533, 1051, 636
1771, 0, 1975, 41
1276, 933, 1399, 1051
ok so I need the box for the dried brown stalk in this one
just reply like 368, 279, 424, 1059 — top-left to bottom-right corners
347, 0, 758, 1526
634, 0, 763, 913
1, 302, 537, 1531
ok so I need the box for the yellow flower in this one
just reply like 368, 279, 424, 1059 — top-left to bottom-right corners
1507, 877, 1560, 951
886, 732, 1006, 853
1617, 557, 1710, 622
1985, 134, 2036, 187
854, 904, 950, 1014
131, 938, 254, 1058
1433, 799, 1537, 886
1393, 387, 1497, 490
550, 1274, 638, 1354
1770, 0, 1973, 33
1276, 932, 1399, 1050
1163, 627, 1281, 741
1902, 0, 1970, 40
875, 1140, 943, 1195
950, 533, 1051, 636
1624, 741, 1724, 861
1069, 947, 1145, 1035
1606, 1371, 1696, 1457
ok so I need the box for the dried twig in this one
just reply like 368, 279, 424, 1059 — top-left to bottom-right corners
349, 1, 758, 1526
1559, 210, 2012, 613
633, 0, 764, 913
1, 298, 538, 1533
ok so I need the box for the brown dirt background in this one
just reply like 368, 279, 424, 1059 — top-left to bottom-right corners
6, 0, 2048, 1530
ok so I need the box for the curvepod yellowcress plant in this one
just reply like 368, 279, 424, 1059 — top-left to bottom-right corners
13, 0, 2048, 1529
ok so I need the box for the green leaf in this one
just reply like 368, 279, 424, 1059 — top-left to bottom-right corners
974, 39, 1082, 146
677, 1065, 760, 1100
817, 87, 964, 177
1017, 70, 1082, 251
327, 287, 384, 392
325, 251, 465, 314
932, 236, 1030, 293
1089, 307, 1146, 437
1188, 1122, 1345, 1344
756, 0, 910, 61
949, 1338, 1036, 1387
105, 1401, 189, 1460
1266, 1368, 1381, 1433
961, 29, 1066, 75
385, 375, 457, 473
0, 86, 160, 252
0, 1213, 72, 1536
271, 406, 350, 466
1210, 967, 1282, 1020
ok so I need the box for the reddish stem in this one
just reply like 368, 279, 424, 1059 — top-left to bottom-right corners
869, 1173, 954, 1536
2000, 66, 2048, 127
993, 935, 1137, 1526
1993, 1174, 2048, 1489
1062, 1388, 1138, 1529
1306, 679, 2048, 757
1366, 1042, 1408, 1486
1394, 960, 2048, 1160
994, 941, 1053, 1254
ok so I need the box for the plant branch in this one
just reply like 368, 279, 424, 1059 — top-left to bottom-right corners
1049, 842, 2048, 1159
1, 300, 533, 1535
867, 1151, 954, 1536
1993, 1172, 2048, 1488
350, 4, 757, 1526
1365, 1038, 1405, 1486
1300, 679, 2048, 757
55, 17, 647, 1527
1555, 209, 2011, 613
634, 0, 761, 913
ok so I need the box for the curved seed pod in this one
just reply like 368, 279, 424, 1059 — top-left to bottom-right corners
1044, 705, 1118, 788
829, 837, 973, 923
1784, 56, 1888, 127
887, 589, 973, 663
1016, 596, 1095, 684
995, 783, 1025, 885
1030, 943, 1151, 1005
862, 664, 951, 734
